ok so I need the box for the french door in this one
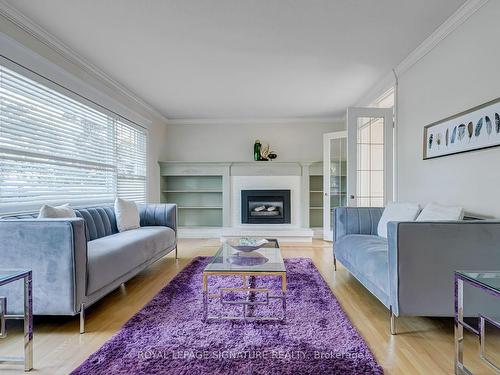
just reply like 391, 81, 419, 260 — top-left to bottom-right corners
323, 131, 347, 241
346, 107, 393, 208
322, 107, 393, 241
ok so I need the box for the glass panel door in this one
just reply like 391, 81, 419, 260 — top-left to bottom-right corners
347, 107, 393, 207
323, 131, 347, 241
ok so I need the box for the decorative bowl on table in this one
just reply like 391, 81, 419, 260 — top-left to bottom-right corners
226, 238, 269, 252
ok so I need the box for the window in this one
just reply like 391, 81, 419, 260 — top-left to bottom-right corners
0, 63, 147, 214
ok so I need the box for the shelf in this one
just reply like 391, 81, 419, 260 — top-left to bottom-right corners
163, 190, 222, 193
178, 207, 222, 209
161, 175, 223, 191
310, 190, 323, 193
161, 174, 224, 227
310, 207, 324, 210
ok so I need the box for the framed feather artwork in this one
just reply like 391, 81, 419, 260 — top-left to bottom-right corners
423, 97, 500, 160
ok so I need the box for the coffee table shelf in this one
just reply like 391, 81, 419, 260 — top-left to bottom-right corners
202, 239, 286, 322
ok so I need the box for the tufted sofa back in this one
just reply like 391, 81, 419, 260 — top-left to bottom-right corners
2, 206, 119, 241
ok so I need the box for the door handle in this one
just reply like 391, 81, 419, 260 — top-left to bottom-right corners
350, 195, 355, 199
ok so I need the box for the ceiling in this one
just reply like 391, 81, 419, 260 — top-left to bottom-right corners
6, 0, 465, 120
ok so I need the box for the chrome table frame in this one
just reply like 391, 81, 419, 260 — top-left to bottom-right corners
0, 269, 33, 371
203, 271, 286, 322
455, 271, 500, 375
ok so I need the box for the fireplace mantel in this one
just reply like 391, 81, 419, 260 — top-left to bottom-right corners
159, 161, 306, 177
230, 162, 302, 176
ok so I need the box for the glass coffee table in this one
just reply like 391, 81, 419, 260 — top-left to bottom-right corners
455, 271, 500, 375
203, 239, 286, 322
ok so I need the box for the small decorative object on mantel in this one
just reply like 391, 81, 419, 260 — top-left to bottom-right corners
423, 97, 500, 159
260, 143, 270, 161
253, 140, 261, 161
253, 139, 278, 161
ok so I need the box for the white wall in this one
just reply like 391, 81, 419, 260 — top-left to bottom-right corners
0, 15, 168, 202
397, 0, 500, 218
161, 122, 344, 162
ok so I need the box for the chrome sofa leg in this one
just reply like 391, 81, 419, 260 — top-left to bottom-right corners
390, 306, 396, 335
80, 303, 85, 334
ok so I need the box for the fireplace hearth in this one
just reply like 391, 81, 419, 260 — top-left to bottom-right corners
241, 190, 291, 224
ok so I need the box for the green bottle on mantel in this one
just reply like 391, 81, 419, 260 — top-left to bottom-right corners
253, 140, 261, 161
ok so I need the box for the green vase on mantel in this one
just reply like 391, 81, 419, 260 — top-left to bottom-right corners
253, 140, 261, 161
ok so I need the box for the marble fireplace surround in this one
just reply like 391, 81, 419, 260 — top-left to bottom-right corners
225, 162, 315, 242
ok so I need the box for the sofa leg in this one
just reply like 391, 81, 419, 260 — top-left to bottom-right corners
333, 254, 337, 271
175, 246, 178, 260
80, 303, 85, 334
390, 306, 396, 335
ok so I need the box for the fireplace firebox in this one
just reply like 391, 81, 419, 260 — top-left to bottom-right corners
241, 190, 291, 224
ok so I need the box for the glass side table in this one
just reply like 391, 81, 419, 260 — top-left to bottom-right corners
0, 269, 33, 372
455, 271, 500, 375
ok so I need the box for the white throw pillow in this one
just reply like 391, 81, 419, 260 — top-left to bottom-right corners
38, 203, 76, 218
115, 198, 140, 232
416, 203, 464, 221
377, 202, 421, 238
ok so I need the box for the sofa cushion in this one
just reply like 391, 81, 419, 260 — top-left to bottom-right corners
377, 202, 420, 238
115, 198, 140, 232
335, 234, 389, 295
416, 202, 464, 221
87, 226, 175, 294
75, 207, 118, 241
38, 203, 76, 218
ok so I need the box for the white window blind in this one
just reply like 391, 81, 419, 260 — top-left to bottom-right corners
116, 119, 147, 202
0, 63, 147, 214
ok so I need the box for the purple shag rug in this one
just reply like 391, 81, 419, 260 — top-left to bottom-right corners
72, 257, 383, 375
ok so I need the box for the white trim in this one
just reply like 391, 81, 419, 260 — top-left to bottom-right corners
167, 117, 344, 126
395, 0, 490, 76
0, 0, 169, 124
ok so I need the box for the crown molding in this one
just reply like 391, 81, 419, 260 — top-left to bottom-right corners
0, 0, 169, 124
166, 117, 344, 126
394, 0, 489, 76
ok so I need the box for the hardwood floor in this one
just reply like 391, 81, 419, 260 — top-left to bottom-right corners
0, 239, 496, 374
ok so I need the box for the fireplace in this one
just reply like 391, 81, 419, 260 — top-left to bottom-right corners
241, 190, 291, 224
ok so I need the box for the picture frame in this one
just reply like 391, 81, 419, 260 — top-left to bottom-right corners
423, 97, 500, 160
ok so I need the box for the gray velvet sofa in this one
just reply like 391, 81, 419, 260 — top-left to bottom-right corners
333, 207, 500, 334
0, 203, 177, 333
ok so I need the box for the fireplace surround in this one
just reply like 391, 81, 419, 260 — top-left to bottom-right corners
241, 190, 291, 224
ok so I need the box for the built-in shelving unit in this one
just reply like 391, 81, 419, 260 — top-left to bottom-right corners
307, 161, 347, 230
159, 163, 231, 228
309, 174, 324, 228
161, 176, 224, 227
